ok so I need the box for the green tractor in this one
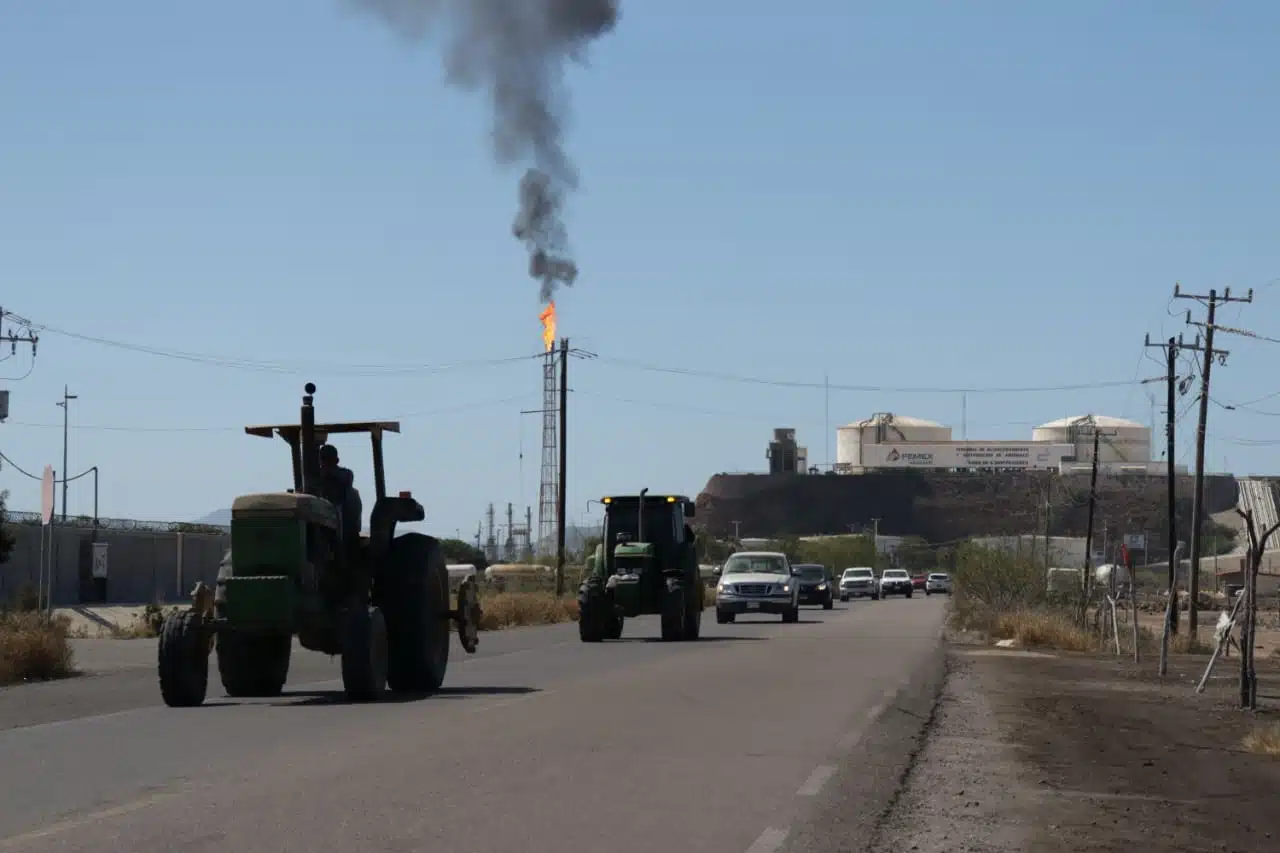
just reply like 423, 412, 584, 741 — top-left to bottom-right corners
157, 382, 483, 707
577, 489, 703, 643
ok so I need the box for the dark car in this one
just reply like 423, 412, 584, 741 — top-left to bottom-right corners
792, 563, 834, 610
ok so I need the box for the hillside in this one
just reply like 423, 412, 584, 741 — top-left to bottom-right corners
696, 469, 1247, 554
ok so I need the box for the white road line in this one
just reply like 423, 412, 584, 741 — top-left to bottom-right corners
745, 826, 789, 853
835, 729, 862, 752
795, 764, 837, 797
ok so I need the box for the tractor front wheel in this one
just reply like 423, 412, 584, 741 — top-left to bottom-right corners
682, 582, 702, 641
342, 603, 388, 702
216, 632, 291, 697
578, 597, 604, 643
661, 585, 687, 641
158, 611, 209, 708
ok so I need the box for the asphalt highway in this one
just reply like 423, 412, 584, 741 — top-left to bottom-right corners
0, 597, 948, 853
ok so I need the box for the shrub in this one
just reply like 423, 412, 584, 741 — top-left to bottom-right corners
0, 611, 76, 684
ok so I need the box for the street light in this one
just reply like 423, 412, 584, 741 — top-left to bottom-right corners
55, 385, 77, 522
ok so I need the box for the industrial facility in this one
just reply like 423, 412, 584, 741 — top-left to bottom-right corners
767, 413, 1183, 476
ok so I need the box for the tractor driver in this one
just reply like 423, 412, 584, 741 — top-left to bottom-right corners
318, 444, 361, 546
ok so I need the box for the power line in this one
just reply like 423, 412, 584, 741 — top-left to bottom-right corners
590, 355, 1148, 394
26, 317, 543, 376
1, 391, 542, 433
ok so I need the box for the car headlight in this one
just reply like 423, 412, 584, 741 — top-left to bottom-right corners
816, 583, 827, 591
775, 583, 791, 594
717, 583, 731, 594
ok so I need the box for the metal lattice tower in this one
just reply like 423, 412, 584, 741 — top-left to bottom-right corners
484, 503, 497, 563
537, 348, 559, 557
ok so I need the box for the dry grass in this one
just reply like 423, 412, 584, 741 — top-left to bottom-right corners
1242, 724, 1280, 756
989, 609, 1101, 653
0, 611, 77, 685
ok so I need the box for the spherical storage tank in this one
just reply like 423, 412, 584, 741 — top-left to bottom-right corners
836, 413, 954, 469
1031, 415, 1150, 464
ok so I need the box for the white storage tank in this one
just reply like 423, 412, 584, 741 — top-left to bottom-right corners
1031, 415, 1151, 464
836, 413, 953, 469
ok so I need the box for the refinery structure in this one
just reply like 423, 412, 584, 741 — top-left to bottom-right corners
765, 412, 1186, 476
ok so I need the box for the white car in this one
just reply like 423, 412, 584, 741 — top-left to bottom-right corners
925, 572, 953, 595
839, 567, 879, 601
714, 551, 802, 624
879, 568, 913, 599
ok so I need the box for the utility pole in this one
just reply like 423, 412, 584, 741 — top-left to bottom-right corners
1145, 333, 1186, 634
1175, 284, 1252, 635
55, 385, 77, 522
1080, 421, 1117, 627
555, 337, 569, 597
731, 520, 742, 541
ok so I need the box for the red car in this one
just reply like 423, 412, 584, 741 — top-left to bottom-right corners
911, 574, 927, 591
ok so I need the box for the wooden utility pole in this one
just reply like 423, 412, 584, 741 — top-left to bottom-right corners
1175, 284, 1252, 635
555, 337, 569, 597
1145, 333, 1187, 634
1080, 422, 1117, 627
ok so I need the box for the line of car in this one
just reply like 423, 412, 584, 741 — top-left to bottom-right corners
710, 550, 952, 624
838, 566, 953, 601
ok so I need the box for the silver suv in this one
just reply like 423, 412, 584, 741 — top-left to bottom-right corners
714, 551, 802, 624
839, 566, 879, 601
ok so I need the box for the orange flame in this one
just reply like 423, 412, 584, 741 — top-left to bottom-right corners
539, 301, 557, 352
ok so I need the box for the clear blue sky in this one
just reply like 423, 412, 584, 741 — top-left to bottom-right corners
2, 1, 1277, 538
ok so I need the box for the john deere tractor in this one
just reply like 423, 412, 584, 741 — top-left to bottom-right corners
577, 490, 702, 642
157, 382, 482, 707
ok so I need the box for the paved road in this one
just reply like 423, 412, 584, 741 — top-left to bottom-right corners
0, 598, 947, 853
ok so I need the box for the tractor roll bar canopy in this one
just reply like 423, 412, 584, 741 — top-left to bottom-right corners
245, 414, 401, 503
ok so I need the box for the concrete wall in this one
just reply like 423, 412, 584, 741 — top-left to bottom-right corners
2, 524, 229, 606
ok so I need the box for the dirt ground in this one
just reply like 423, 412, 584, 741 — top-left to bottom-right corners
875, 644, 1280, 852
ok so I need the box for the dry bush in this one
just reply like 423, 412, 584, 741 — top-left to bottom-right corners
477, 592, 579, 630
990, 609, 1100, 653
0, 611, 77, 684
1242, 724, 1280, 756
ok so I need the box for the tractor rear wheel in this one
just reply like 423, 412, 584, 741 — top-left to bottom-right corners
216, 632, 291, 697
661, 586, 686, 641
158, 611, 209, 708
342, 603, 388, 701
382, 533, 451, 693
604, 613, 624, 640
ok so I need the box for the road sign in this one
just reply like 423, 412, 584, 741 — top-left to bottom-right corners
91, 542, 109, 580
1123, 533, 1146, 550
40, 465, 55, 526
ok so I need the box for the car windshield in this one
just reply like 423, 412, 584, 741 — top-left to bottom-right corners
795, 566, 826, 579
883, 570, 909, 579
723, 555, 788, 575
844, 568, 873, 578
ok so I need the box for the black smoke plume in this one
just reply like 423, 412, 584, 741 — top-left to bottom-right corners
350, 0, 619, 303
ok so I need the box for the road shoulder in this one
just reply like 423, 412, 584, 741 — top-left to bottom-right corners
875, 646, 1280, 852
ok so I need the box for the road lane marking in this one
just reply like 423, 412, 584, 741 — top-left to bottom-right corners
795, 764, 837, 797
0, 792, 176, 848
745, 826, 789, 853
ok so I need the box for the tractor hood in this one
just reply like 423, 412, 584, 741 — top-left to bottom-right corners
612, 542, 653, 573
613, 542, 654, 559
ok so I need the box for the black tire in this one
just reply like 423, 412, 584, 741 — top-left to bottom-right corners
823, 595, 834, 610
840, 595, 849, 602
661, 585, 686, 641
342, 603, 388, 701
578, 594, 604, 642
216, 632, 291, 697
782, 605, 799, 624
682, 581, 702, 641
382, 533, 450, 693
158, 611, 209, 708
906, 590, 913, 599
604, 614, 624, 641
715, 609, 733, 624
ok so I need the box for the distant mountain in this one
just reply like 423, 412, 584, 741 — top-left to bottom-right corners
193, 508, 232, 526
